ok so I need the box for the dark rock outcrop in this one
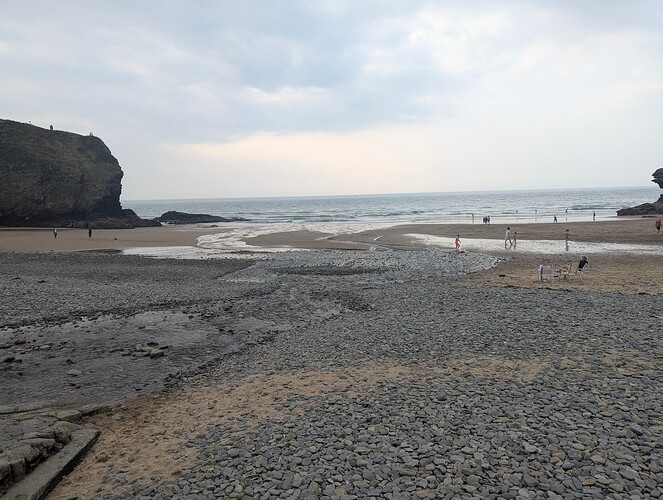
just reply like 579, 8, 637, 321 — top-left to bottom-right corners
0, 119, 159, 228
617, 168, 663, 216
616, 196, 663, 216
652, 168, 663, 189
156, 211, 248, 224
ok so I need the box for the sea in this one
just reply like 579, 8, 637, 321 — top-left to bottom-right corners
123, 186, 659, 226
119, 186, 663, 257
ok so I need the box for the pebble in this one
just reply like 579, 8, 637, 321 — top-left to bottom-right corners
3, 250, 662, 499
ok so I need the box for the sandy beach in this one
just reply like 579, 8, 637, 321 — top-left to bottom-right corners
2, 218, 661, 295
0, 225, 224, 253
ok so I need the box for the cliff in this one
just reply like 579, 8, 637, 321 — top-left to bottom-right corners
616, 168, 663, 216
0, 119, 158, 228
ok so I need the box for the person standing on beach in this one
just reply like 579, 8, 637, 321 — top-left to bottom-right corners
512, 231, 517, 248
565, 229, 570, 251
593, 211, 596, 221
88, 228, 93, 239
53, 228, 57, 239
553, 214, 558, 223
656, 218, 661, 234
455, 235, 461, 252
504, 227, 512, 248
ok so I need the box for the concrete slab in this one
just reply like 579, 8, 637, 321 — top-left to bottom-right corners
4, 428, 99, 500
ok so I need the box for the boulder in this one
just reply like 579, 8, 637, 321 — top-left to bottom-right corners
0, 119, 160, 228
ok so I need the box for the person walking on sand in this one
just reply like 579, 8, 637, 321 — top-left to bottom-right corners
553, 214, 558, 223
455, 235, 461, 252
504, 227, 512, 248
593, 211, 596, 221
656, 218, 661, 234
88, 228, 93, 239
53, 228, 57, 239
512, 231, 517, 248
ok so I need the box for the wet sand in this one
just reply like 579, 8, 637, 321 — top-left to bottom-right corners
1, 218, 661, 295
0, 225, 226, 253
1, 218, 659, 253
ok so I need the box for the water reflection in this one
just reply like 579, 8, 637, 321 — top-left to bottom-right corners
410, 235, 663, 255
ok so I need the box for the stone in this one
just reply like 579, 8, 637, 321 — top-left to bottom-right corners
53, 425, 73, 445
0, 458, 11, 482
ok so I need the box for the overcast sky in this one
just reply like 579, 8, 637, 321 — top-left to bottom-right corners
2, 1, 662, 200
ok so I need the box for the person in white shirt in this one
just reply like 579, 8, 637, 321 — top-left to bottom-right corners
504, 227, 511, 248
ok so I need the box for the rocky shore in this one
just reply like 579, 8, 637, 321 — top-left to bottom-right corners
2, 249, 662, 498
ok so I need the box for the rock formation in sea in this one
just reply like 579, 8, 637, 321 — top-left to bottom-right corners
156, 211, 249, 224
0, 119, 159, 228
616, 168, 663, 216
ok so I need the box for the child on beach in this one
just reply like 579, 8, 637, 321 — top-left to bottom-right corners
455, 235, 461, 252
565, 229, 570, 251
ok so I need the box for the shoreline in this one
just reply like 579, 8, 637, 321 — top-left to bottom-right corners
0, 218, 661, 254
1, 219, 661, 296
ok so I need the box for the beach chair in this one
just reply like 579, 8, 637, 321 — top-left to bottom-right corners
559, 261, 586, 281
538, 265, 555, 282
575, 262, 587, 280
558, 263, 573, 281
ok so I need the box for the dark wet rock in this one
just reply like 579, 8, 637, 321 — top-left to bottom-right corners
617, 168, 663, 215
155, 211, 248, 224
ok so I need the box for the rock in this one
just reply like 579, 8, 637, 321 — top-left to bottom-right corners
67, 369, 81, 377
53, 424, 73, 444
54, 410, 82, 423
523, 442, 539, 453
616, 197, 663, 216
617, 169, 663, 215
0, 118, 159, 228
155, 211, 249, 224
149, 349, 165, 359
0, 457, 10, 482
653, 167, 663, 188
